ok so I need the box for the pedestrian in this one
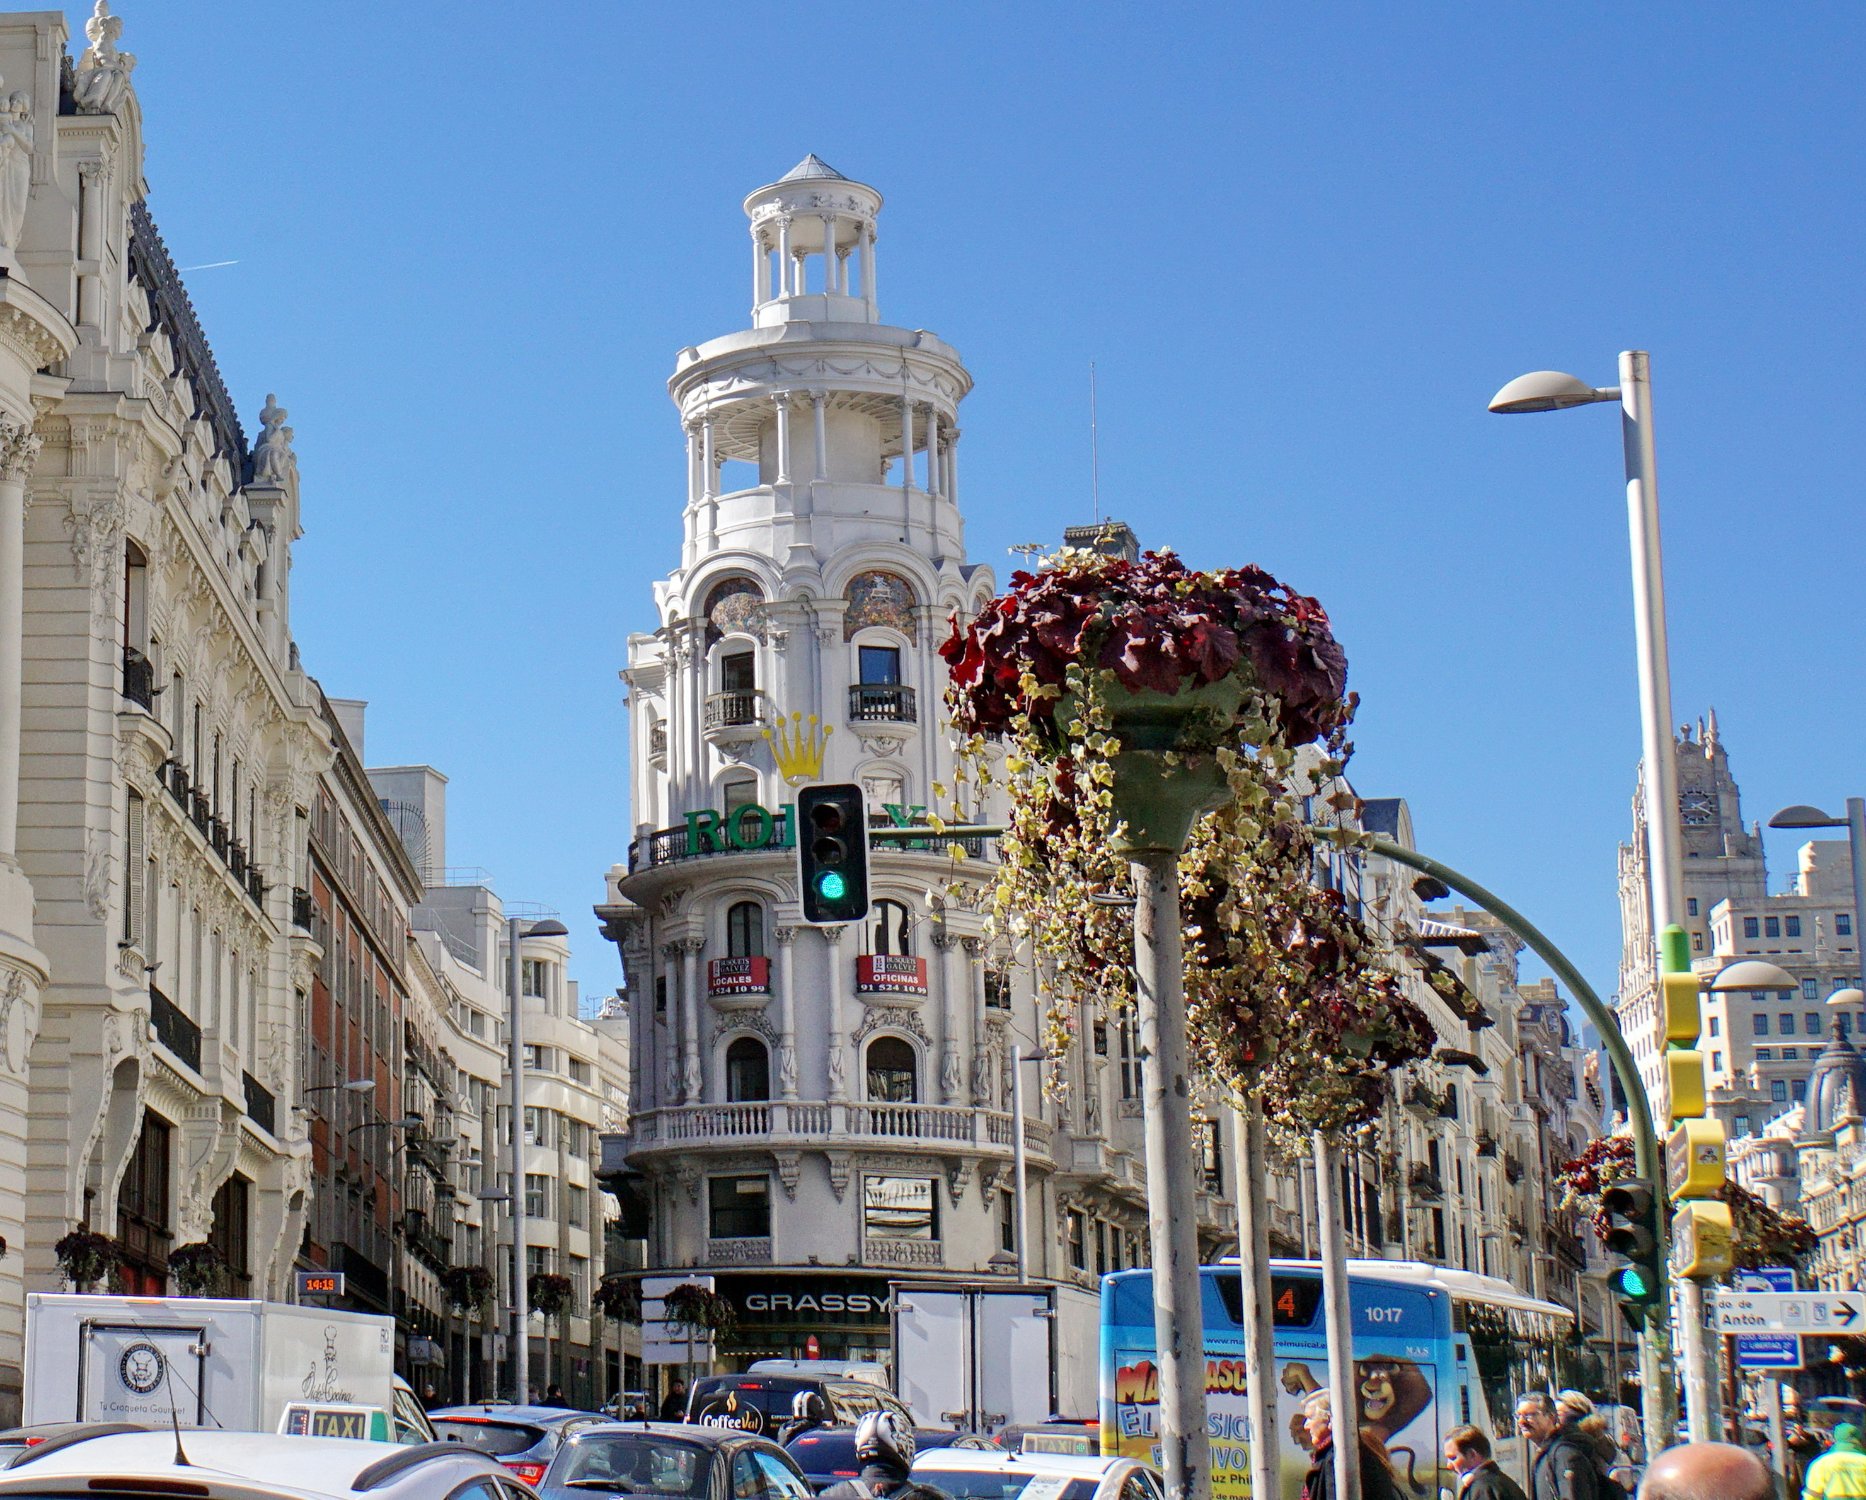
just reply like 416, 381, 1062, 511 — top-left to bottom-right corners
1515, 1392, 1604, 1500
1636, 1440, 1770, 1499
1299, 1391, 1401, 1500
818, 1411, 953, 1500
658, 1376, 688, 1423
1787, 1421, 1827, 1494
1444, 1425, 1529, 1500
544, 1382, 566, 1406
420, 1383, 439, 1410
1804, 1422, 1866, 1498
1556, 1392, 1620, 1473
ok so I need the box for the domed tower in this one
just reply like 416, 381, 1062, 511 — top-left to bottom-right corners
1806, 1022, 1866, 1138
607, 163, 1112, 1368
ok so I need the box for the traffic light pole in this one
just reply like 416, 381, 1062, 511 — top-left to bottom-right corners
1352, 835, 1677, 1452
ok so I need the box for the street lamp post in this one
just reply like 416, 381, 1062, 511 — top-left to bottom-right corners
1490, 352, 1708, 1443
1770, 800, 1866, 981
507, 915, 568, 1403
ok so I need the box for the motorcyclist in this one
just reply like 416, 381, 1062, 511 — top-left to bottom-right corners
779, 1390, 832, 1446
818, 1410, 952, 1500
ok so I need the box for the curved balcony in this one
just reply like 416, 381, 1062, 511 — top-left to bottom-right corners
704, 690, 771, 746
629, 1100, 1051, 1160
849, 684, 917, 724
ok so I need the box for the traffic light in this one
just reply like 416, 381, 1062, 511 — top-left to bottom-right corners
798, 783, 870, 925
1602, 1177, 1664, 1322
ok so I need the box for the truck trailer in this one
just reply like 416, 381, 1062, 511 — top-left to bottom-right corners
23, 1294, 405, 1434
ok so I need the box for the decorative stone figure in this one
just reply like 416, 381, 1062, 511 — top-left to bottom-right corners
0, 91, 31, 263
251, 395, 297, 485
971, 1042, 992, 1107
940, 1041, 962, 1102
777, 1043, 798, 1097
73, 2, 136, 115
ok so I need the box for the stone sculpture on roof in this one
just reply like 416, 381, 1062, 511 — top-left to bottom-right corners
251, 393, 297, 485
73, 1, 136, 116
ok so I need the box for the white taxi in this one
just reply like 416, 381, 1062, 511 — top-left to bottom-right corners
0, 1429, 535, 1500
909, 1442, 1164, 1500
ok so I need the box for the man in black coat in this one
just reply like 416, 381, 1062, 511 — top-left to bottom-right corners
1445, 1425, 1529, 1500
1514, 1394, 1600, 1500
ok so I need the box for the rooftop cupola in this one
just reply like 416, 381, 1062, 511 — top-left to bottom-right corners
744, 155, 883, 328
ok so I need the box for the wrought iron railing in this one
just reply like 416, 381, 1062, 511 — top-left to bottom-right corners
122, 647, 155, 710
149, 984, 202, 1073
242, 1071, 276, 1135
291, 888, 315, 931
704, 690, 766, 729
849, 683, 917, 723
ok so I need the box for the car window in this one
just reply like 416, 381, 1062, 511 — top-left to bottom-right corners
394, 1386, 437, 1444
556, 1433, 711, 1496
730, 1449, 766, 1500
446, 1483, 507, 1500
753, 1449, 813, 1500
503, 1484, 540, 1500
433, 1420, 549, 1456
826, 1385, 881, 1423
1119, 1475, 1153, 1500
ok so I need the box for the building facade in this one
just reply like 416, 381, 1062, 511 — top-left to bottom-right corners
598, 159, 1236, 1373
1617, 716, 1863, 1144
0, 6, 333, 1418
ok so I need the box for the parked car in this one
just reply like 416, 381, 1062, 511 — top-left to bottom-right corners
0, 1428, 535, 1500
537, 1421, 812, 1500
0, 1423, 144, 1467
684, 1376, 913, 1438
785, 1426, 995, 1491
910, 1443, 1164, 1500
430, 1405, 613, 1486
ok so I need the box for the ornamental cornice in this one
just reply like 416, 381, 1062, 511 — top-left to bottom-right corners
0, 277, 79, 370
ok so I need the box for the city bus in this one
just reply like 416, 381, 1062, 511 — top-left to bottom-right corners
1100, 1259, 1575, 1499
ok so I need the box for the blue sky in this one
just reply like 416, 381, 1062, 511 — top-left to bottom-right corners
98, 3, 1865, 1011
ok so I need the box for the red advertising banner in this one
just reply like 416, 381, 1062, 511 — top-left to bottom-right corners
708, 956, 770, 995
856, 955, 928, 995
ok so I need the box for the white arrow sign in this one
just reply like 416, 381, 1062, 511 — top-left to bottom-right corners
1713, 1291, 1864, 1334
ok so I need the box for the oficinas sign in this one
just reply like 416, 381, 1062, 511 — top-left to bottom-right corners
683, 802, 932, 856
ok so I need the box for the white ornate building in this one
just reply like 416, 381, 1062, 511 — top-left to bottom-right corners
597, 160, 1233, 1372
0, 4, 331, 1418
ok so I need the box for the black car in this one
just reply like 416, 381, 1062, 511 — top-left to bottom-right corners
539, 1421, 813, 1500
684, 1376, 912, 1439
784, 1427, 997, 1492
430, 1404, 615, 1487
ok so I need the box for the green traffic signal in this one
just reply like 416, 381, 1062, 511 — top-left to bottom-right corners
1602, 1177, 1663, 1313
797, 784, 871, 924
1612, 1265, 1654, 1301
817, 871, 846, 900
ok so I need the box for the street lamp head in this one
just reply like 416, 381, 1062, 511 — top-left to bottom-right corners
1769, 804, 1843, 830
1487, 370, 1620, 415
1829, 988, 1866, 1009
1709, 959, 1800, 994
522, 919, 569, 940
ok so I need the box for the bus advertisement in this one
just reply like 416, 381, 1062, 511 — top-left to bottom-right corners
1100, 1260, 1572, 1499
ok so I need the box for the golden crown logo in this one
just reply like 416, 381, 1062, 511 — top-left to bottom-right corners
763, 712, 833, 785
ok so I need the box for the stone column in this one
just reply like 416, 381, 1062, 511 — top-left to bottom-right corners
946, 426, 960, 506
822, 924, 849, 1103
964, 938, 991, 1107
679, 938, 703, 1103
812, 392, 829, 482
900, 397, 914, 498
923, 409, 939, 500
751, 228, 769, 307
774, 926, 799, 1099
934, 930, 965, 1105
77, 162, 105, 327
0, 414, 42, 870
820, 215, 836, 294
775, 216, 793, 296
773, 393, 791, 487
865, 226, 878, 317
700, 419, 717, 501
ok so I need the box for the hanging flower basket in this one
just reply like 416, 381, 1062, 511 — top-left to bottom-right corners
592, 1275, 642, 1323
527, 1272, 574, 1318
166, 1242, 225, 1297
55, 1228, 120, 1291
442, 1264, 494, 1311
660, 1282, 735, 1336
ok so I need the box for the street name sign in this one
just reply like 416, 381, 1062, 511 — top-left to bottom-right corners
1734, 1268, 1801, 1371
1713, 1291, 1863, 1334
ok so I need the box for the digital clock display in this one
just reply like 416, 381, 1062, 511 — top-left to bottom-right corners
295, 1270, 345, 1297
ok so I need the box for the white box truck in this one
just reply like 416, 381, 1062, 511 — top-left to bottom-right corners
890, 1282, 1101, 1435
23, 1294, 397, 1433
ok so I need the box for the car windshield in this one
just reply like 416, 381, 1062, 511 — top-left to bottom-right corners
555, 1435, 711, 1496
915, 1471, 1097, 1500
432, 1418, 548, 1455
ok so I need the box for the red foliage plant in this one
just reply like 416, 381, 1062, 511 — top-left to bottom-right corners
940, 549, 1352, 750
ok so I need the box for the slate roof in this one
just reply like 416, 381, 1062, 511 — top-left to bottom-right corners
780, 154, 845, 182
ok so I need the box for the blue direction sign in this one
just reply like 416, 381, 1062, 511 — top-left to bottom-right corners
1735, 1266, 1801, 1371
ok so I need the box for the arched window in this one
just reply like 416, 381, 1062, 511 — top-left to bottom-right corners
727, 901, 765, 959
725, 1037, 770, 1102
870, 899, 911, 956
866, 1037, 917, 1103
